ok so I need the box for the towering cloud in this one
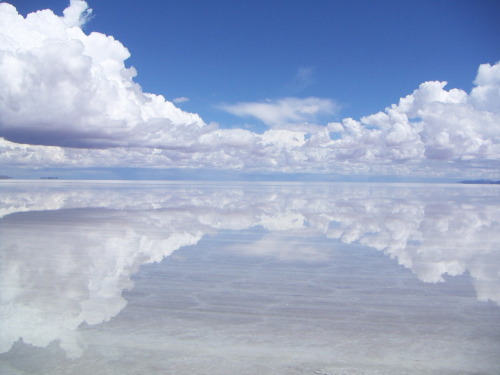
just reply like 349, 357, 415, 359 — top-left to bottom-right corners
0, 1, 498, 178
348, 76, 500, 162
0, 1, 205, 148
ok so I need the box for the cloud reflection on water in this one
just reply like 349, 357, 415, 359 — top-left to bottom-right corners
0, 181, 499, 357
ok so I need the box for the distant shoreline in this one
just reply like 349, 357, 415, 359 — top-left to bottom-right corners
1, 175, 499, 184
459, 180, 500, 185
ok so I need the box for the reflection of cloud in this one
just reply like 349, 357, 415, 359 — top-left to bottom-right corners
0, 207, 203, 357
233, 232, 331, 262
321, 189, 500, 303
1, 181, 499, 358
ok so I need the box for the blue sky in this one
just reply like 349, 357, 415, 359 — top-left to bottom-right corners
12, 0, 498, 126
0, 0, 499, 180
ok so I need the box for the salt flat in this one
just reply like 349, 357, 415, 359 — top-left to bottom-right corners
1, 181, 499, 374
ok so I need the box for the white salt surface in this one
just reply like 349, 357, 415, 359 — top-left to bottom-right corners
0, 181, 499, 374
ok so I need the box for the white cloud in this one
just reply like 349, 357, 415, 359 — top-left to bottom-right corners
327, 70, 500, 165
0, 2, 499, 179
0, 1, 205, 148
290, 67, 314, 92
470, 62, 500, 113
173, 97, 190, 103
220, 97, 338, 128
63, 0, 92, 27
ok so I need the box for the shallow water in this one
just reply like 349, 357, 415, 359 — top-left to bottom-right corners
1, 181, 499, 374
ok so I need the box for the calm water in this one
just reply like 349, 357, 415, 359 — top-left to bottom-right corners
1, 181, 499, 375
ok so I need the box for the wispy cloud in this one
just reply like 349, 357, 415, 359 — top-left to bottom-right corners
173, 97, 190, 104
219, 97, 339, 128
289, 67, 314, 92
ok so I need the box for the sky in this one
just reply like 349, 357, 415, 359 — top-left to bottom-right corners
0, 0, 499, 181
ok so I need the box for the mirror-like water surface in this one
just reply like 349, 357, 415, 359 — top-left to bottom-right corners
1, 181, 499, 374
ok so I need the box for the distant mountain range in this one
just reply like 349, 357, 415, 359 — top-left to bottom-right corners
459, 180, 500, 185
1, 174, 498, 184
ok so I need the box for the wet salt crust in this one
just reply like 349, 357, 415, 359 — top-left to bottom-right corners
1, 181, 499, 374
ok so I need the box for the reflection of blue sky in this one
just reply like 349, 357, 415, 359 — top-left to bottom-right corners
1, 181, 499, 361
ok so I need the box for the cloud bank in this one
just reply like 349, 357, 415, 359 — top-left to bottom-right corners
0, 1, 499, 178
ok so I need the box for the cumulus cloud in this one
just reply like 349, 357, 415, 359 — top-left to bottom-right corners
0, 1, 205, 148
62, 0, 92, 27
328, 74, 500, 163
0, 1, 499, 178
